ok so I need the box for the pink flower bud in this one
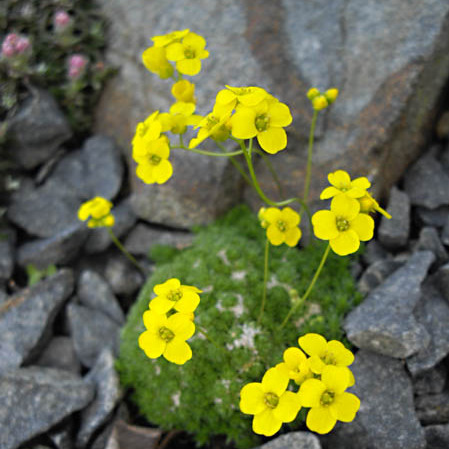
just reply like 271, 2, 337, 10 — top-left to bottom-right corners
15, 37, 30, 53
68, 54, 88, 79
54, 10, 71, 30
2, 33, 18, 57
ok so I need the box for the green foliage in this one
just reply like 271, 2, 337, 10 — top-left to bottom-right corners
117, 206, 362, 448
26, 263, 57, 286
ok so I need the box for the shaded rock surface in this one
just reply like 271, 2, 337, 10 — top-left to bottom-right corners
0, 270, 74, 374
36, 336, 81, 374
344, 251, 434, 358
0, 367, 94, 449
104, 255, 144, 296
254, 431, 321, 449
424, 424, 449, 449
415, 227, 448, 265
103, 420, 162, 449
412, 364, 447, 396
415, 392, 449, 425
0, 240, 14, 281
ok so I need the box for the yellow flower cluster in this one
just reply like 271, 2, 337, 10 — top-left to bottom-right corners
307, 87, 339, 111
138, 278, 202, 365
312, 169, 391, 256
77, 197, 114, 228
258, 207, 301, 247
240, 333, 359, 436
142, 29, 209, 78
190, 85, 292, 154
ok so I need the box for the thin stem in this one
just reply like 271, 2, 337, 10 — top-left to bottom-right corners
171, 144, 243, 158
179, 133, 184, 148
216, 142, 253, 187
303, 109, 319, 204
279, 243, 331, 329
254, 148, 284, 197
107, 228, 145, 274
257, 237, 270, 324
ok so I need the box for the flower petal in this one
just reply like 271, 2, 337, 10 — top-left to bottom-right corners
351, 176, 371, 190
231, 108, 257, 139
257, 127, 287, 154
183, 32, 206, 50
174, 289, 200, 313
261, 367, 289, 396
167, 312, 195, 340
267, 224, 284, 246
165, 43, 185, 61
321, 365, 350, 394
142, 309, 167, 330
163, 338, 192, 364
330, 195, 360, 220
330, 229, 360, 256
309, 355, 326, 374
281, 207, 300, 226
216, 89, 236, 105
149, 296, 175, 314
329, 392, 360, 422
312, 211, 339, 240
252, 409, 282, 437
154, 278, 180, 296
298, 333, 327, 357
268, 102, 292, 127
240, 383, 265, 415
284, 227, 301, 247
320, 186, 341, 200
350, 214, 374, 242
306, 406, 337, 434
153, 159, 173, 184
138, 331, 166, 359
298, 378, 326, 408
328, 170, 351, 189
284, 347, 308, 368
326, 340, 354, 367
177, 59, 201, 76
273, 391, 302, 423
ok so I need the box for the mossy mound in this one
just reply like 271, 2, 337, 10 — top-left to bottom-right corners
117, 206, 362, 448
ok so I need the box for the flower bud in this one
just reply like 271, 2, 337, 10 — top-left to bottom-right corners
68, 54, 88, 80
325, 88, 339, 104
312, 95, 328, 111
15, 37, 30, 53
307, 87, 320, 100
54, 10, 72, 31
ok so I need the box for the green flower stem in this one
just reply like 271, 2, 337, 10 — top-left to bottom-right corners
279, 243, 331, 329
172, 144, 244, 158
254, 147, 284, 197
216, 142, 253, 187
107, 228, 145, 274
303, 109, 319, 204
257, 237, 270, 325
179, 133, 184, 148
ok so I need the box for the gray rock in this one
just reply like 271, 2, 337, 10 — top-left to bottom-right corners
440, 214, 449, 246
407, 284, 449, 375
77, 349, 122, 448
357, 259, 403, 295
424, 424, 449, 449
91, 420, 115, 449
0, 289, 7, 304
0, 367, 93, 449
124, 223, 193, 256
412, 364, 447, 396
404, 154, 449, 209
344, 251, 434, 358
415, 392, 449, 425
36, 336, 81, 374
102, 420, 162, 449
378, 187, 410, 249
0, 270, 74, 374
254, 431, 321, 449
7, 89, 72, 169
434, 262, 449, 303
325, 350, 425, 449
361, 240, 391, 266
17, 224, 89, 270
0, 240, 13, 281
77, 270, 125, 324
416, 206, 449, 228
48, 419, 75, 449
85, 200, 137, 254
104, 255, 144, 296
415, 227, 448, 265
67, 303, 120, 368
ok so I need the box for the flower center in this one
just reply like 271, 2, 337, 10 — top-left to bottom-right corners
167, 288, 183, 302
149, 154, 161, 165
206, 115, 219, 130
184, 47, 196, 59
320, 390, 335, 406
159, 326, 175, 342
264, 392, 279, 409
276, 219, 287, 232
255, 114, 270, 132
336, 216, 349, 232
321, 350, 337, 365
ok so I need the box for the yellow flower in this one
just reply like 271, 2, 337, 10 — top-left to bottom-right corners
320, 170, 371, 200
216, 85, 268, 109
299, 365, 360, 434
132, 111, 162, 147
138, 310, 195, 365
258, 207, 269, 229
307, 87, 339, 111
276, 347, 313, 385
149, 278, 202, 314
134, 136, 173, 185
297, 333, 354, 375
142, 46, 174, 79
151, 29, 190, 47
171, 80, 196, 104
160, 101, 201, 134
240, 366, 302, 437
312, 195, 374, 255
358, 191, 392, 219
78, 197, 114, 228
263, 207, 301, 247
165, 32, 209, 76
231, 97, 292, 154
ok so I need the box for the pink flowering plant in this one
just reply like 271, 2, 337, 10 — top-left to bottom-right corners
117, 29, 392, 448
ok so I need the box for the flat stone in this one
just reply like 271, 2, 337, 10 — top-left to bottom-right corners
344, 251, 433, 358
434, 262, 449, 303
404, 154, 449, 209
325, 350, 425, 449
415, 392, 449, 425
35, 336, 81, 374
124, 223, 193, 256
0, 240, 14, 281
412, 364, 447, 396
361, 240, 391, 266
77, 349, 122, 448
84, 200, 137, 254
17, 224, 89, 270
416, 206, 449, 228
254, 432, 321, 449
104, 420, 162, 449
78, 270, 125, 325
378, 187, 410, 250
7, 89, 72, 169
67, 303, 120, 368
357, 259, 403, 296
0, 270, 74, 374
407, 284, 449, 375
424, 424, 449, 449
104, 254, 144, 296
415, 227, 448, 266
0, 367, 93, 449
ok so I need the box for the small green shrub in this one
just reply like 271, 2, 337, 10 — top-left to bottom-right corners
117, 206, 362, 448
